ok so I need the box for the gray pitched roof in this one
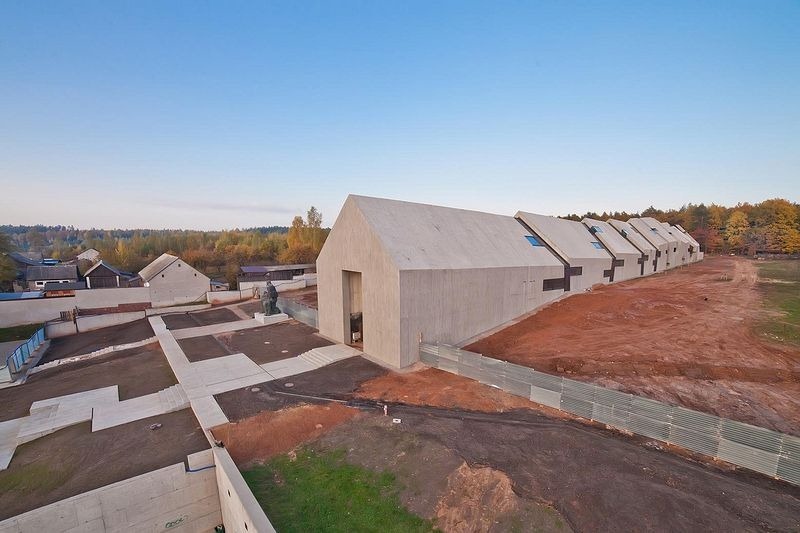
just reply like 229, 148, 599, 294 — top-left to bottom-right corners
350, 195, 563, 270
26, 264, 79, 281
138, 253, 179, 282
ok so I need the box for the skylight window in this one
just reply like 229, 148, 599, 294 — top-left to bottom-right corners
525, 235, 543, 247
591, 226, 603, 233
591, 242, 604, 249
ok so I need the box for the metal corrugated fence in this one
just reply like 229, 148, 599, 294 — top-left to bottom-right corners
276, 297, 318, 328
419, 342, 800, 486
3, 326, 46, 376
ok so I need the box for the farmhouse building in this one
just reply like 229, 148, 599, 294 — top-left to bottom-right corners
84, 261, 139, 288
25, 265, 79, 290
138, 253, 210, 305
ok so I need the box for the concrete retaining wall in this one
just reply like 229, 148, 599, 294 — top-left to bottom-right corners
0, 458, 221, 533
239, 278, 307, 293
0, 298, 77, 328
206, 289, 255, 305
75, 287, 151, 309
46, 312, 147, 338
213, 447, 275, 533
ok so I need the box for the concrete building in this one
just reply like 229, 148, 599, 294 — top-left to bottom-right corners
637, 217, 683, 268
237, 264, 315, 284
139, 253, 210, 306
674, 224, 704, 261
607, 219, 659, 274
660, 222, 698, 264
317, 195, 566, 368
582, 218, 644, 281
25, 265, 79, 290
628, 218, 671, 271
515, 212, 614, 290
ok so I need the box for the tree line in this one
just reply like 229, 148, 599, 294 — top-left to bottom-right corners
0, 207, 329, 287
562, 198, 800, 255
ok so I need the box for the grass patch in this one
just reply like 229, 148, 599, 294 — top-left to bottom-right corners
756, 260, 800, 344
0, 323, 41, 343
243, 448, 437, 533
0, 462, 71, 494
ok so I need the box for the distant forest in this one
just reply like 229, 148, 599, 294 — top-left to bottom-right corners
1, 199, 798, 288
562, 198, 800, 255
0, 207, 329, 286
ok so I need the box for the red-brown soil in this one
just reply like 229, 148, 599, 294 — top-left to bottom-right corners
211, 403, 357, 467
356, 367, 539, 413
466, 256, 800, 435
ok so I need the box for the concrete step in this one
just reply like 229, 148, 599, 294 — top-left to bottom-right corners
299, 350, 329, 367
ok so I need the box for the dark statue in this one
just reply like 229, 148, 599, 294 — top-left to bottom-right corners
261, 281, 281, 315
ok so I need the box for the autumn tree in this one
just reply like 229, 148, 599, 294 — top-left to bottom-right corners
725, 211, 750, 253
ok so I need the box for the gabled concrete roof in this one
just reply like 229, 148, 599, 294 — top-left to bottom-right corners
582, 218, 642, 257
674, 224, 701, 248
607, 219, 657, 256
350, 195, 563, 270
640, 217, 678, 247
515, 212, 612, 263
138, 253, 179, 282
628, 218, 670, 248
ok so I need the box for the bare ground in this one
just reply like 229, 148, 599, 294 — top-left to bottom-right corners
215, 357, 388, 421
177, 334, 233, 362
466, 256, 800, 435
161, 307, 240, 330
0, 410, 208, 520
216, 320, 333, 365
311, 405, 800, 533
280, 286, 319, 309
0, 343, 177, 422
40, 318, 154, 363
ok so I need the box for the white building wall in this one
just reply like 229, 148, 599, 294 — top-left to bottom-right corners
146, 260, 210, 306
317, 199, 402, 367
399, 265, 564, 366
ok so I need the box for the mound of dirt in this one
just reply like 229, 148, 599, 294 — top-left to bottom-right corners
211, 403, 358, 466
435, 462, 518, 532
355, 368, 535, 413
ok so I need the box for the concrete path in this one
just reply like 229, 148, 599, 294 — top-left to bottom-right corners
148, 315, 361, 432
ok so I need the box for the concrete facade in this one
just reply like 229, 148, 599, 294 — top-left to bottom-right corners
627, 218, 671, 271
636, 217, 684, 268
582, 218, 644, 281
516, 212, 614, 290
139, 254, 210, 306
674, 224, 703, 262
607, 219, 659, 275
318, 196, 565, 368
0, 457, 221, 533
661, 222, 698, 263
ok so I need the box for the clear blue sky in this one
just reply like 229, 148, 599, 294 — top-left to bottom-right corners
1, 1, 797, 230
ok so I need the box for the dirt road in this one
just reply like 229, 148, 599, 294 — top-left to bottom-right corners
467, 257, 800, 435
